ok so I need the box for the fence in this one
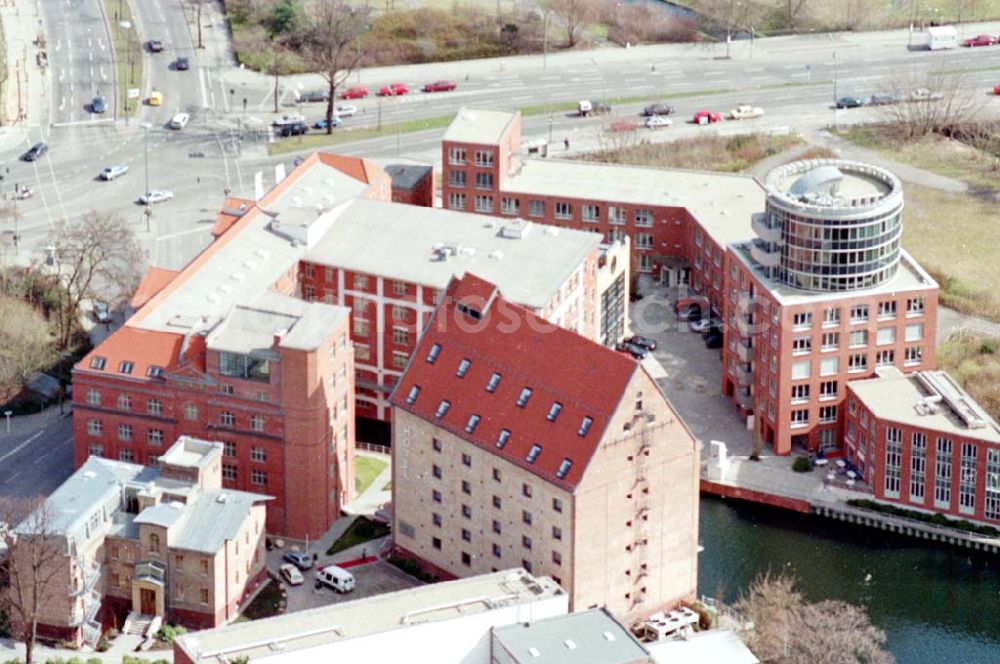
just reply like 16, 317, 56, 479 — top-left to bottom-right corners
700, 595, 753, 631
357, 441, 390, 455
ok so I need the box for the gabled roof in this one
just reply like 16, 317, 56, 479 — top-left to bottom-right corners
390, 274, 638, 491
77, 326, 185, 382
211, 197, 254, 238
130, 267, 180, 309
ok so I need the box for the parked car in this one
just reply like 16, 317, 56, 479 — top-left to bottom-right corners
689, 317, 723, 333
21, 142, 47, 161
963, 34, 998, 47
378, 82, 409, 96
692, 110, 723, 124
910, 87, 943, 102
169, 112, 190, 130
283, 550, 314, 570
147, 90, 164, 106
836, 96, 865, 109
705, 330, 724, 349
423, 80, 457, 92
100, 164, 129, 181
280, 122, 309, 137
316, 565, 355, 593
299, 89, 330, 103
994, 84, 1000, 95
335, 104, 357, 117
280, 563, 304, 586
91, 95, 107, 113
675, 297, 708, 321
272, 113, 305, 127
175, 57, 190, 71
730, 104, 764, 120
868, 92, 901, 106
93, 302, 111, 324
627, 335, 658, 351
147, 40, 164, 53
139, 190, 174, 205
609, 118, 639, 132
616, 341, 648, 360
313, 116, 342, 130
578, 100, 612, 116
642, 103, 675, 116
644, 115, 672, 129
340, 85, 369, 99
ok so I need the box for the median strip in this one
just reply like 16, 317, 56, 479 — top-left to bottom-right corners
100, 0, 143, 119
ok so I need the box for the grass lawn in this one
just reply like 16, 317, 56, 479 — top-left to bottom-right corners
326, 516, 391, 555
355, 455, 388, 494
100, 0, 142, 119
239, 578, 284, 621
382, 480, 392, 491
937, 331, 1000, 421
269, 115, 454, 155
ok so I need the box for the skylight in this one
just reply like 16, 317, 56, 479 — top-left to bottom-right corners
547, 402, 562, 422
516, 387, 533, 408
526, 444, 542, 464
486, 372, 501, 393
434, 400, 450, 418
578, 416, 593, 437
456, 358, 471, 378
465, 414, 481, 433
406, 385, 420, 405
556, 458, 572, 479
496, 429, 511, 449
426, 343, 442, 364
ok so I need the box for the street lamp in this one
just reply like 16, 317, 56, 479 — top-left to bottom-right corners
141, 121, 152, 231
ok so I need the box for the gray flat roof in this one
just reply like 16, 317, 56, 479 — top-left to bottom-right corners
492, 609, 649, 664
306, 199, 601, 309
732, 245, 937, 306
170, 489, 268, 554
849, 368, 1000, 443
134, 502, 185, 529
443, 107, 517, 144
646, 629, 759, 664
175, 569, 565, 663
502, 158, 764, 248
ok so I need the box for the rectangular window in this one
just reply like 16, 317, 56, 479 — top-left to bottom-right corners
849, 330, 869, 347
791, 384, 810, 403
819, 380, 838, 399
552, 497, 563, 513
432, 513, 442, 527
554, 202, 572, 220
985, 449, 1000, 520
462, 453, 472, 467
907, 297, 925, 316
392, 327, 409, 345
848, 353, 868, 373
522, 535, 532, 550
87, 419, 103, 436
392, 351, 409, 369
822, 307, 841, 326
581, 204, 600, 222
634, 209, 653, 227
793, 312, 812, 329
819, 405, 837, 423
876, 350, 895, 366
878, 301, 897, 319
86, 389, 101, 405
433, 465, 442, 479
934, 437, 953, 508
353, 318, 370, 337
905, 323, 924, 342
461, 504, 472, 518
791, 409, 809, 427
959, 443, 977, 513
148, 429, 164, 447
578, 417, 593, 437
251, 470, 267, 486
522, 510, 533, 525
461, 528, 471, 542
486, 372, 501, 393
608, 207, 626, 225
884, 427, 902, 498
791, 360, 811, 380
876, 327, 896, 345
910, 432, 927, 501
500, 197, 519, 215
850, 305, 869, 323
250, 447, 266, 463
635, 233, 653, 250
448, 192, 466, 210
547, 402, 562, 422
222, 465, 237, 481
526, 444, 542, 464
528, 200, 545, 218
433, 489, 442, 503
905, 346, 923, 365
522, 483, 532, 498
448, 147, 466, 164
792, 336, 812, 355
474, 172, 494, 189
474, 195, 494, 213
516, 387, 532, 407
821, 332, 839, 350
496, 429, 511, 449
118, 424, 133, 441
474, 149, 494, 166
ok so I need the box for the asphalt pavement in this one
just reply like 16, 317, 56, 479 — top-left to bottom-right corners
0, 408, 74, 500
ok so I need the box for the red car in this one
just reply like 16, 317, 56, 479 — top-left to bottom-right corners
340, 86, 368, 100
423, 80, 457, 93
693, 110, 723, 125
994, 84, 1000, 95
378, 82, 409, 96
963, 34, 998, 47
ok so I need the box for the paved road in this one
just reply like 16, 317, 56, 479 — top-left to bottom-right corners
0, 411, 74, 500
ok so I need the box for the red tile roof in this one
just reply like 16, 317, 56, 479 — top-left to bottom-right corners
390, 274, 638, 490
77, 327, 185, 382
211, 197, 254, 238
130, 267, 180, 309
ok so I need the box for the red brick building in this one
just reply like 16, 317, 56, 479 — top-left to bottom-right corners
846, 368, 1000, 525
389, 274, 700, 622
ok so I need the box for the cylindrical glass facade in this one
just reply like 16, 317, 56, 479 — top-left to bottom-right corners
761, 160, 904, 292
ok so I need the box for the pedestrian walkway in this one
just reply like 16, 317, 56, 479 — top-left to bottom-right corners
0, 0, 50, 145
343, 450, 391, 516
0, 637, 174, 663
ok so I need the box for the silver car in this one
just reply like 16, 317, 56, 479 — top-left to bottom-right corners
100, 164, 129, 180
139, 190, 174, 205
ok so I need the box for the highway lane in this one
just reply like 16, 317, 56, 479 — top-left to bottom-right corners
0, 414, 74, 500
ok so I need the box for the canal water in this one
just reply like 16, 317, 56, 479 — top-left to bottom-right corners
699, 496, 1000, 663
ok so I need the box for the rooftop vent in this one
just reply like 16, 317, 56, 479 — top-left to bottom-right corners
489, 250, 504, 260
215, 494, 228, 504
82, 471, 96, 480
564, 639, 577, 650
789, 165, 844, 202
528, 647, 541, 658
500, 220, 531, 239
603, 631, 616, 642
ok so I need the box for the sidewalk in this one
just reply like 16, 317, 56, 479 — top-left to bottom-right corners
0, 637, 173, 663
0, 0, 49, 148
0, 402, 67, 440
343, 450, 391, 517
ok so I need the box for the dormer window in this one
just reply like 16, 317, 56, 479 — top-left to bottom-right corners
496, 429, 511, 449
406, 385, 420, 405
516, 387, 533, 408
547, 402, 562, 422
486, 372, 501, 393
434, 400, 450, 418
578, 416, 593, 437
526, 444, 542, 464
118, 361, 134, 375
426, 343, 441, 364
147, 366, 164, 378
91, 356, 107, 370
465, 414, 481, 433
556, 459, 572, 479
456, 302, 482, 320
456, 359, 471, 378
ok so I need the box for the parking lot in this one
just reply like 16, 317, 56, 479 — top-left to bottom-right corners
274, 558, 424, 613
629, 285, 753, 457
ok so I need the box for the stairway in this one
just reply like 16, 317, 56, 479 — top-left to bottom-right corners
123, 611, 153, 637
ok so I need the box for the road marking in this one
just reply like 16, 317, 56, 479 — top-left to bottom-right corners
59, 96, 65, 111
59, 68, 65, 82
97, 38, 105, 50
89, 52, 93, 62
90, 67, 94, 80
55, 39, 61, 52
199, 67, 208, 109
0, 430, 44, 465
157, 227, 207, 241
100, 67, 107, 81
88, 38, 92, 48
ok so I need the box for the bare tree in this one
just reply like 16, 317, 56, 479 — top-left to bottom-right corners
880, 71, 982, 139
40, 211, 144, 349
301, 1, 371, 135
735, 571, 893, 664
188, 0, 207, 49
267, 47, 296, 114
0, 297, 56, 401
786, 0, 810, 28
543, 0, 597, 48
1, 497, 67, 664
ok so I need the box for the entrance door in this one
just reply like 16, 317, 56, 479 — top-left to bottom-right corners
140, 588, 156, 615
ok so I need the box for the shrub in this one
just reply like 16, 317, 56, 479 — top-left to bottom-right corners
792, 456, 813, 473
95, 632, 110, 652
387, 555, 436, 583
847, 498, 1000, 536
157, 623, 188, 643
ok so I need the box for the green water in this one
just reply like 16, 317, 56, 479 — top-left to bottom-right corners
698, 496, 1000, 663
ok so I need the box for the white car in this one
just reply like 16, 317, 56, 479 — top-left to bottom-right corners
335, 104, 357, 117
910, 87, 943, 102
272, 113, 305, 127
139, 190, 174, 205
730, 104, 765, 120
100, 164, 129, 180
169, 112, 190, 129
644, 116, 673, 129
280, 563, 304, 586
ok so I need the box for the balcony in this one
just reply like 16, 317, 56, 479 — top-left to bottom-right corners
71, 557, 100, 597
736, 366, 754, 386
736, 315, 756, 337
135, 560, 166, 585
736, 341, 754, 362
82, 618, 102, 648
751, 213, 781, 243
750, 239, 780, 268
736, 391, 753, 410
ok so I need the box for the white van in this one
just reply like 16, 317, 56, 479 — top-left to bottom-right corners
169, 112, 190, 130
925, 25, 957, 50
316, 565, 355, 593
